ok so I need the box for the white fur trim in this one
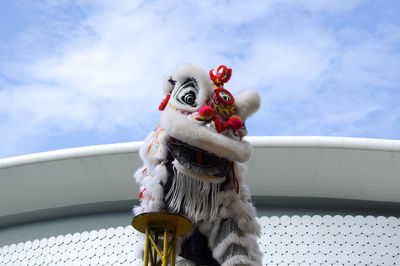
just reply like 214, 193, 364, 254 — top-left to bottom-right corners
212, 232, 261, 265
219, 196, 260, 236
175, 258, 196, 266
217, 163, 261, 236
133, 131, 170, 216
163, 64, 213, 111
207, 216, 224, 247
139, 126, 170, 168
161, 107, 252, 162
221, 255, 261, 266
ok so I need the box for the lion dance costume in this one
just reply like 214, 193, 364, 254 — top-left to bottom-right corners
133, 64, 262, 266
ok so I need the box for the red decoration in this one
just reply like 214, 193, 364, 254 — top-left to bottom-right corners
198, 105, 214, 120
212, 115, 225, 133
215, 88, 235, 105
139, 188, 146, 200
212, 115, 243, 133
209, 65, 232, 86
228, 116, 243, 132
196, 150, 203, 163
158, 94, 171, 111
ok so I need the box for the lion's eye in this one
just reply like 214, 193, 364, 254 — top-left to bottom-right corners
219, 91, 231, 102
215, 88, 234, 105
174, 79, 198, 107
181, 91, 196, 105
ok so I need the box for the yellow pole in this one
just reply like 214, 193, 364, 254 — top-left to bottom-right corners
162, 226, 168, 266
154, 233, 158, 265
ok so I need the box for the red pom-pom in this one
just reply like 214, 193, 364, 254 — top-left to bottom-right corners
228, 116, 243, 131
198, 106, 214, 120
158, 94, 171, 111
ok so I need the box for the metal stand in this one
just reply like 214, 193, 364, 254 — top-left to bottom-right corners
132, 212, 192, 266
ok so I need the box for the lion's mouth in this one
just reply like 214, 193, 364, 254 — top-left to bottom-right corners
166, 137, 232, 178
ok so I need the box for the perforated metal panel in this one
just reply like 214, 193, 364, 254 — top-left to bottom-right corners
258, 215, 400, 265
1, 215, 399, 265
0, 225, 139, 266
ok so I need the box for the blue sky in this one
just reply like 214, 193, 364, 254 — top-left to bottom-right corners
1, 0, 400, 158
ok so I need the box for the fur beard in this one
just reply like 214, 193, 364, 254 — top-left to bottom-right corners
165, 164, 221, 222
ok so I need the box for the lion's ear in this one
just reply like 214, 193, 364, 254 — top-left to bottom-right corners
235, 89, 260, 121
163, 74, 176, 95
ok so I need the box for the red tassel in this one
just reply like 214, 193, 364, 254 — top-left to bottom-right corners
158, 94, 171, 111
139, 188, 146, 200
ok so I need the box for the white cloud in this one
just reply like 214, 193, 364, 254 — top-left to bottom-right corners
1, 0, 399, 158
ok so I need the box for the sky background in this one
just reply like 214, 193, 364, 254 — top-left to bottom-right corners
0, 0, 400, 158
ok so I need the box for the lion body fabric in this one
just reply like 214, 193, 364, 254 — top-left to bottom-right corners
133, 64, 262, 266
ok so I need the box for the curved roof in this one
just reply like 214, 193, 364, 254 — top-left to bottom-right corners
1, 136, 400, 226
